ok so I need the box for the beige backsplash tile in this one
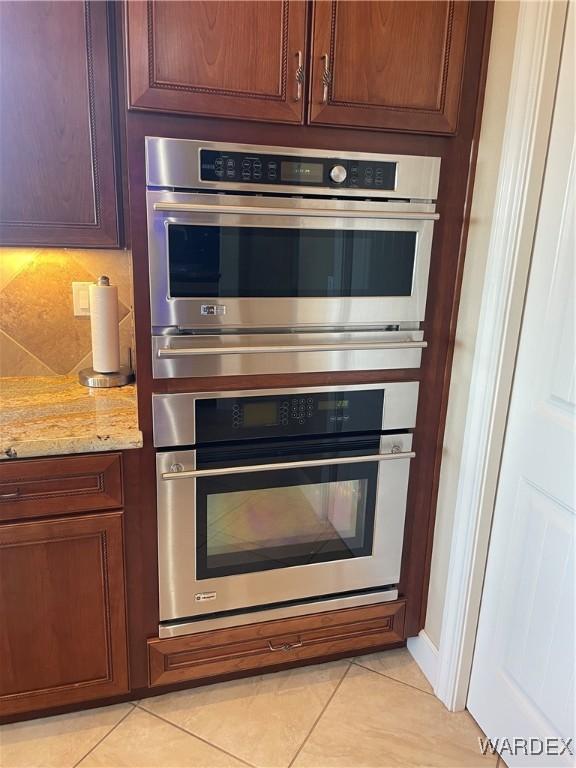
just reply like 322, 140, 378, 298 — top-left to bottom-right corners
0, 331, 55, 377
0, 248, 134, 377
72, 249, 133, 308
0, 248, 39, 291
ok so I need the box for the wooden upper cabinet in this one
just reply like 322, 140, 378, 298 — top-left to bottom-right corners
308, 0, 471, 134
0, 2, 121, 247
125, 1, 308, 124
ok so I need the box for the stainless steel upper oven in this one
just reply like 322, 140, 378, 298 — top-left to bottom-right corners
146, 139, 440, 378
154, 382, 418, 637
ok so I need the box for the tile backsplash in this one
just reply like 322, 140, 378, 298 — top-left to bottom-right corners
0, 248, 135, 377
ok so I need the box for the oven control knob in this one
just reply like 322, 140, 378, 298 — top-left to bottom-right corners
330, 165, 347, 183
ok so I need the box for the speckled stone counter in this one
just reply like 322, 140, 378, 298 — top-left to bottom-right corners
0, 376, 142, 460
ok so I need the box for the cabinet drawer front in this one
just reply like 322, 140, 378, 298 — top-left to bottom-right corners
149, 601, 405, 687
0, 454, 123, 522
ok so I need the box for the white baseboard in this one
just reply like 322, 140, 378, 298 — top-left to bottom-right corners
407, 630, 439, 690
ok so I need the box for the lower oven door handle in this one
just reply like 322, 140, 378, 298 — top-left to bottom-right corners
153, 201, 440, 221
161, 451, 416, 480
157, 340, 427, 358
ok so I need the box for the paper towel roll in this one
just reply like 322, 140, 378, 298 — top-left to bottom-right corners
89, 276, 120, 373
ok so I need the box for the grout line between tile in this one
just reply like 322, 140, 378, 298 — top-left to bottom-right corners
0, 248, 41, 293
0, 329, 59, 375
72, 703, 136, 768
350, 658, 436, 697
135, 703, 257, 768
287, 661, 352, 768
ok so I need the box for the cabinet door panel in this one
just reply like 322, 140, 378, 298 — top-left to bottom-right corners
0, 513, 128, 717
0, 1, 120, 247
126, 1, 307, 124
309, 0, 470, 134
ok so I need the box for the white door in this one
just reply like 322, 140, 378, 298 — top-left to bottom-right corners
467, 8, 576, 767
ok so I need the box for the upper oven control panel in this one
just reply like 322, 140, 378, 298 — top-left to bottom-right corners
199, 149, 397, 191
145, 138, 441, 201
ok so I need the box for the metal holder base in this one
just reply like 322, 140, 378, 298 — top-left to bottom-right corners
79, 366, 134, 388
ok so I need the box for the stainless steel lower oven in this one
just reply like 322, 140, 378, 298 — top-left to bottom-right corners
146, 138, 440, 378
154, 382, 418, 637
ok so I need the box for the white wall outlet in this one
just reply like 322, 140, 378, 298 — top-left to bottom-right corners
72, 282, 92, 316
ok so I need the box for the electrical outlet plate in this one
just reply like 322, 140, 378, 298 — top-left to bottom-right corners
72, 282, 92, 316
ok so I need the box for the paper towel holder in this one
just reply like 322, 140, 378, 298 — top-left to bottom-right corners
79, 276, 135, 388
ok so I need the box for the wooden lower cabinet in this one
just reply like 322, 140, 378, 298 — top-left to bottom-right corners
149, 600, 405, 688
0, 512, 129, 717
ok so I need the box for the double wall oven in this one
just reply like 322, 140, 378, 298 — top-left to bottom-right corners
147, 139, 436, 635
154, 382, 419, 637
146, 138, 440, 378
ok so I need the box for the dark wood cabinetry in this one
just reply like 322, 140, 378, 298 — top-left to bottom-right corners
125, 0, 470, 135
0, 454, 123, 523
308, 1, 470, 134
0, 511, 128, 717
125, 1, 307, 124
0, 1, 122, 247
149, 601, 406, 687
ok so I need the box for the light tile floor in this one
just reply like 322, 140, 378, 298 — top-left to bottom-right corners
0, 650, 502, 768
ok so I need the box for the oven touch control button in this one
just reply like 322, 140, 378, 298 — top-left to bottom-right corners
330, 164, 347, 183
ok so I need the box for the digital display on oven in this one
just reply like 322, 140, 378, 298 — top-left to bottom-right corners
281, 161, 324, 183
318, 400, 350, 410
243, 402, 279, 427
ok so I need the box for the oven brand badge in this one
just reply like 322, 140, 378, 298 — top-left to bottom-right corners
195, 591, 217, 602
201, 304, 226, 316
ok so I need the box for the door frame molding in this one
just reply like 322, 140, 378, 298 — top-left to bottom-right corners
433, 0, 569, 711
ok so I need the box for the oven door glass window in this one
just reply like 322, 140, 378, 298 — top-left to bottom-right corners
196, 461, 378, 579
168, 224, 416, 299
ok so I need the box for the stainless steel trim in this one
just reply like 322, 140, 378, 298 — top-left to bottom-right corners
145, 137, 441, 200
152, 330, 426, 378
158, 588, 399, 637
321, 53, 332, 103
157, 339, 427, 358
152, 201, 439, 220
152, 381, 419, 448
161, 451, 416, 480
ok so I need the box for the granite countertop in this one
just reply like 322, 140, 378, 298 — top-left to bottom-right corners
0, 376, 143, 460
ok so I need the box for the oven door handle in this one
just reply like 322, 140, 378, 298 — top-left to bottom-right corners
153, 201, 439, 221
157, 340, 427, 358
161, 451, 416, 480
